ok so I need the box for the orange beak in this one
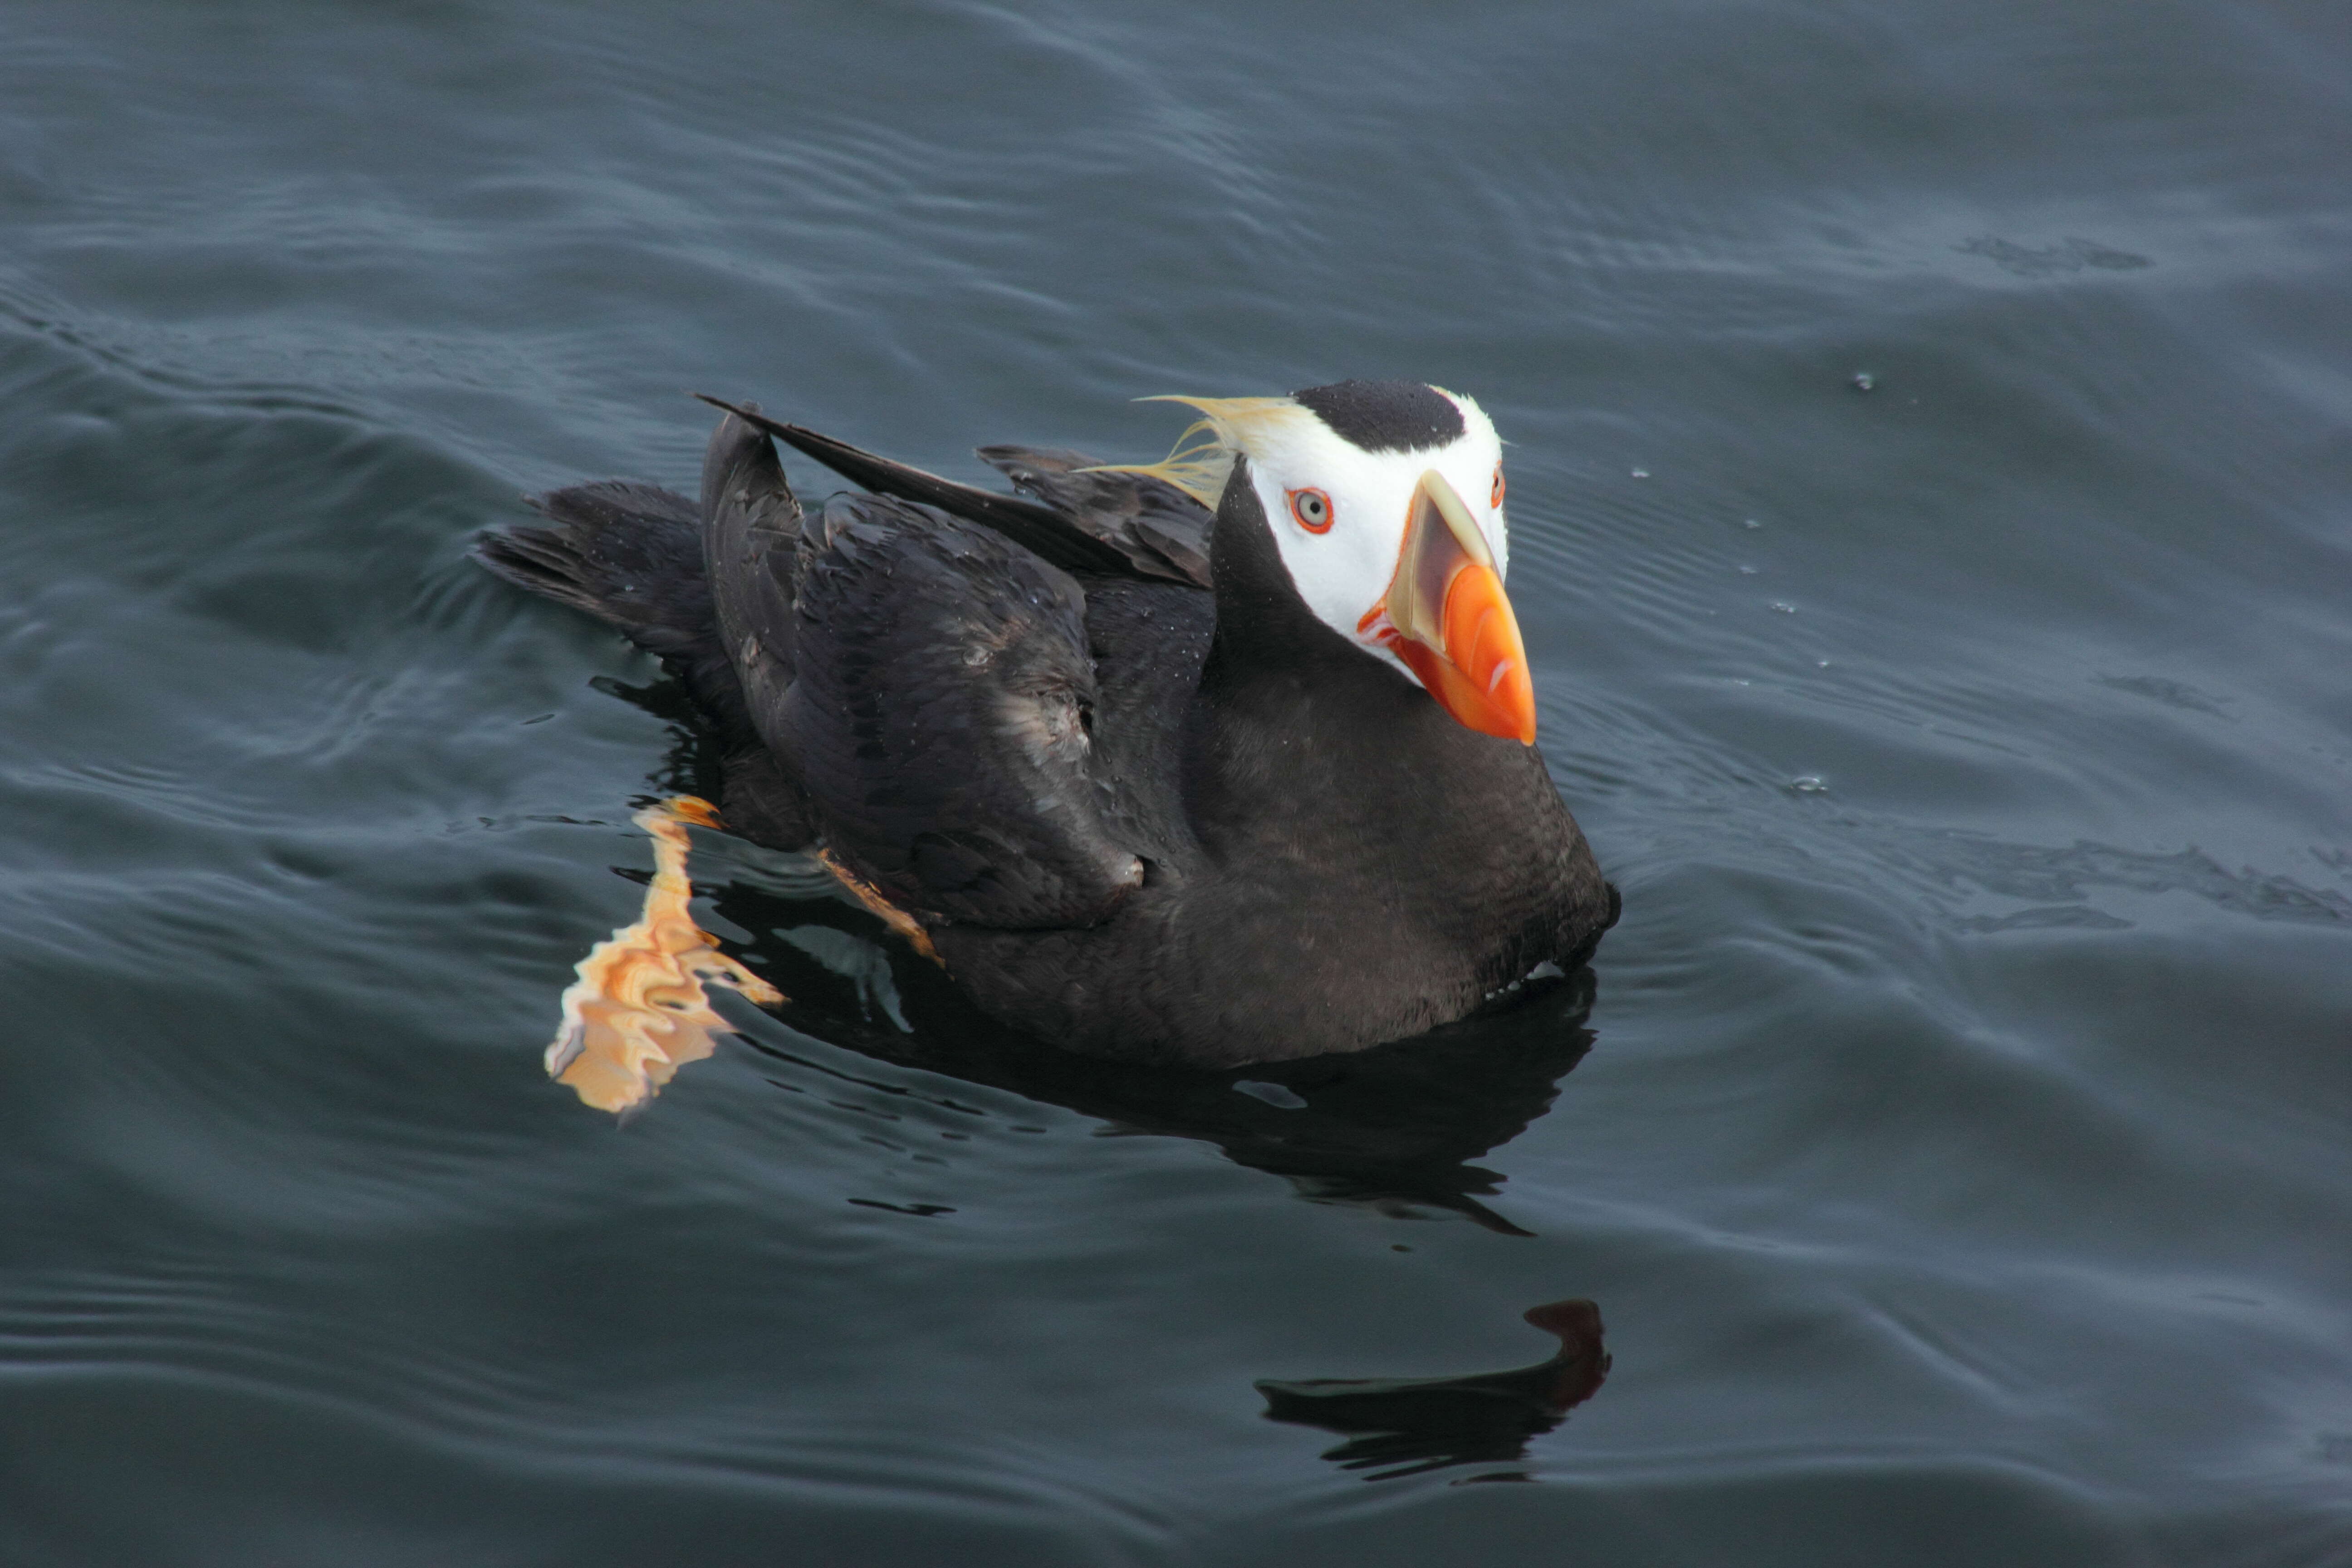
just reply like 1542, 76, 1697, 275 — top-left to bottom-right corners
1363, 470, 1537, 744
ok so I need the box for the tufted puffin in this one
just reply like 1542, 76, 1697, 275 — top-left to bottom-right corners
476, 379, 1616, 1068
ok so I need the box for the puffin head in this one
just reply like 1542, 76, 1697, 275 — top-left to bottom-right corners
1122, 379, 1534, 745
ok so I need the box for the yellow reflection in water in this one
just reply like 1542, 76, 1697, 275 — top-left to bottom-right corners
546, 796, 783, 1113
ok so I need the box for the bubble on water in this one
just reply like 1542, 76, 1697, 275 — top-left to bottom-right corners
1816, 659, 1832, 668
1739, 565, 1759, 575
1742, 519, 1762, 529
1851, 372, 1876, 392
1630, 468, 1650, 479
1791, 775, 1829, 794
1770, 602, 1798, 614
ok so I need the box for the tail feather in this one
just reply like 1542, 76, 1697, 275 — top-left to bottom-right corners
475, 478, 747, 731
476, 480, 706, 655
478, 427, 818, 852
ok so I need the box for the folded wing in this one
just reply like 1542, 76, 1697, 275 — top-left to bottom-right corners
774, 488, 1148, 930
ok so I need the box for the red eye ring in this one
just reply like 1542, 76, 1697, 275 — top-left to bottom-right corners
1288, 487, 1334, 534
1491, 465, 1506, 510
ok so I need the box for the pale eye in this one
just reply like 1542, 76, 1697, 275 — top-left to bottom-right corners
1491, 464, 1505, 510
1288, 487, 1333, 534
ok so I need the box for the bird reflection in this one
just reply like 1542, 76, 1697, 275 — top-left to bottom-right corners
559, 691, 1600, 1230
1257, 1298, 1608, 1481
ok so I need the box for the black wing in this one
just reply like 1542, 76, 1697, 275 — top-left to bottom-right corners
695, 396, 1213, 589
775, 490, 1147, 930
697, 405, 804, 757
977, 445, 1212, 590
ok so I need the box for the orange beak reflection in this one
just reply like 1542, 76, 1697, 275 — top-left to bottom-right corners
1363, 469, 1537, 744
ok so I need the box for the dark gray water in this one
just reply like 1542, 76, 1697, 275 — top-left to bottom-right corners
5, 3, 2350, 1562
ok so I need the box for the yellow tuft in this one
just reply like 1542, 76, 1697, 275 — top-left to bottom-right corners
1081, 394, 1315, 507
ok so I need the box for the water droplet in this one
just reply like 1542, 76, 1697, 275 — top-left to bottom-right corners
1851, 372, 1876, 392
1792, 775, 1828, 794
1630, 468, 1650, 479
1816, 659, 1832, 668
1770, 602, 1798, 614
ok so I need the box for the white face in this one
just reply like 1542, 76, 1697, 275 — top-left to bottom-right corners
1229, 391, 1509, 676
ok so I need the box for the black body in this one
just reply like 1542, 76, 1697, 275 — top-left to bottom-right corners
477, 387, 1615, 1067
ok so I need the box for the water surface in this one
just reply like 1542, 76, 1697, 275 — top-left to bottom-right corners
4, 3, 2350, 1563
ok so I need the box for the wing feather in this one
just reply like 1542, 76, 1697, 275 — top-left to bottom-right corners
779, 491, 1147, 929
694, 396, 1212, 589
976, 445, 1213, 589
